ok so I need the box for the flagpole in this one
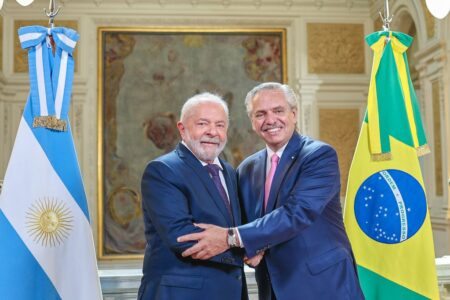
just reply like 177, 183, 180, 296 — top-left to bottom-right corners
379, 0, 393, 32
384, 0, 390, 26
44, 0, 60, 28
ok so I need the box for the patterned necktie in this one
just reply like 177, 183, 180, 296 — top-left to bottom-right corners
264, 154, 280, 211
204, 164, 232, 217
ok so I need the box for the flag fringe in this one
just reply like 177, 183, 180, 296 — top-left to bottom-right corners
33, 116, 67, 132
370, 152, 392, 161
370, 145, 430, 161
417, 145, 431, 157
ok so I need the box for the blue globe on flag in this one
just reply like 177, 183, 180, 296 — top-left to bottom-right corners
354, 169, 427, 244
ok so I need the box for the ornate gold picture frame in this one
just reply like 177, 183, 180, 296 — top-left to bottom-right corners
97, 27, 287, 259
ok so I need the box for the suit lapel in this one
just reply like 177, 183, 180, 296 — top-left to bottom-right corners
265, 133, 301, 213
176, 143, 233, 226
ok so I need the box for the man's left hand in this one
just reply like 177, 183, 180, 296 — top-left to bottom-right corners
177, 223, 228, 259
244, 252, 264, 268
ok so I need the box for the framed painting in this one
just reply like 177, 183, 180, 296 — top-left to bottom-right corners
98, 27, 287, 259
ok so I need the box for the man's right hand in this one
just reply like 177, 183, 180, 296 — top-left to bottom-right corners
177, 223, 229, 260
244, 252, 264, 268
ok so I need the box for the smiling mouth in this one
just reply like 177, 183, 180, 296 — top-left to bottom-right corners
263, 127, 282, 134
201, 141, 219, 146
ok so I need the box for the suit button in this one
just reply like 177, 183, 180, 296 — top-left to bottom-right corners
236, 275, 242, 281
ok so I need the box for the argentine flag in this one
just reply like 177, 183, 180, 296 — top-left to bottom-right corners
0, 26, 102, 299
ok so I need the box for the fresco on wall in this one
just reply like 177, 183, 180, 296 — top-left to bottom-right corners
99, 29, 286, 257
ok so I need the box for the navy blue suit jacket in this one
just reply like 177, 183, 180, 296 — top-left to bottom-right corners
138, 143, 246, 300
237, 132, 364, 300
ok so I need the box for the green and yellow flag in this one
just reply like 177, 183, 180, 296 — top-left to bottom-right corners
344, 31, 439, 299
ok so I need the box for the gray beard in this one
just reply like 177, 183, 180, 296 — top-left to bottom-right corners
184, 132, 226, 162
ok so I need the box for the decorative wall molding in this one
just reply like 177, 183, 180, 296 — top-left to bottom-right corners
307, 23, 365, 74
433, 80, 444, 197
415, 42, 449, 216
297, 78, 321, 136
420, 0, 435, 40
4, 0, 371, 15
415, 42, 447, 73
319, 108, 359, 196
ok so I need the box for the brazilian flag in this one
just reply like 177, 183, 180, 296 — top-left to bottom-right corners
344, 31, 439, 299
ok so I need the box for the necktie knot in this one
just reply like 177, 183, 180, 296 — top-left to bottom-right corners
271, 154, 279, 165
205, 164, 221, 177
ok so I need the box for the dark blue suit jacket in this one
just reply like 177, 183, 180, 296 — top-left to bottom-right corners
237, 133, 364, 300
138, 143, 246, 300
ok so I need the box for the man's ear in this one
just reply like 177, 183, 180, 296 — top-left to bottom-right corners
251, 121, 257, 132
292, 107, 297, 119
177, 121, 185, 138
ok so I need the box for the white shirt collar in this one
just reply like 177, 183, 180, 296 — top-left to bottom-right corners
266, 142, 288, 160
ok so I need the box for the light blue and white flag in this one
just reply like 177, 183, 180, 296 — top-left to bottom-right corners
0, 26, 102, 300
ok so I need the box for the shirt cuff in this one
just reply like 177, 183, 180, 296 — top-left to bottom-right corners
235, 228, 244, 248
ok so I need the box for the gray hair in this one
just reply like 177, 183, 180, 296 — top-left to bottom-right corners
180, 92, 229, 123
244, 82, 299, 116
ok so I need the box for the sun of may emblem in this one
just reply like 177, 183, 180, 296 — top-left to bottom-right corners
26, 197, 73, 247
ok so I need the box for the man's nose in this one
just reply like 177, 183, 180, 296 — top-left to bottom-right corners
265, 111, 276, 124
206, 125, 218, 136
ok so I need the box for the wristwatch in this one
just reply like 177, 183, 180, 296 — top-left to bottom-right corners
227, 228, 239, 248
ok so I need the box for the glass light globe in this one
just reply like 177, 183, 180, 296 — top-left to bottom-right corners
425, 0, 450, 19
16, 0, 34, 6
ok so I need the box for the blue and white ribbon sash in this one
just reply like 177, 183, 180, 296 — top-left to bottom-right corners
19, 26, 78, 131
